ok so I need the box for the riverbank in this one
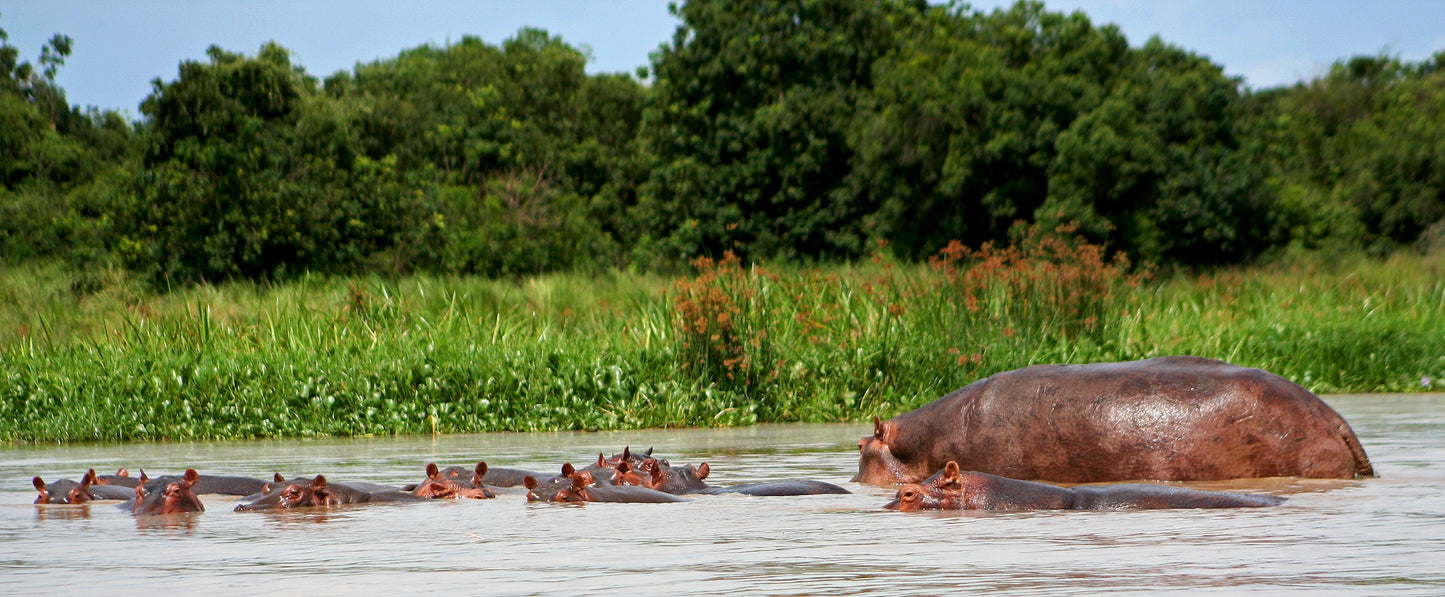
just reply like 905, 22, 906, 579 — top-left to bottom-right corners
2, 243, 1442, 442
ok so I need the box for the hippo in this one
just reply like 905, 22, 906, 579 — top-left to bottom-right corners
80, 469, 141, 500
127, 470, 267, 496
610, 461, 645, 486
884, 462, 1285, 511
411, 462, 495, 499
91, 468, 143, 488
132, 469, 205, 516
640, 458, 711, 494
526, 470, 685, 504
234, 475, 425, 511
857, 356, 1375, 485
639, 457, 850, 496
702, 480, 851, 496
32, 474, 96, 505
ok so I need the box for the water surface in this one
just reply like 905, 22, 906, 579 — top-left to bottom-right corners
2, 394, 1442, 595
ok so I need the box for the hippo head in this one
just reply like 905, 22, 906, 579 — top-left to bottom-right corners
133, 468, 205, 516
235, 474, 331, 511
641, 458, 709, 494
551, 473, 596, 503
883, 461, 965, 511
854, 416, 930, 485
468, 461, 489, 487
611, 461, 643, 486
521, 474, 566, 502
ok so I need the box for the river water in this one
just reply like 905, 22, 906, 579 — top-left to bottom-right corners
2, 393, 1442, 595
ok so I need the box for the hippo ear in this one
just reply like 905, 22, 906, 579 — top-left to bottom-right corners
616, 461, 632, 474
116, 468, 130, 477
524, 476, 537, 490
81, 469, 96, 489
562, 462, 576, 477
138, 469, 149, 483
622, 446, 632, 462
32, 476, 45, 491
595, 453, 607, 467
644, 447, 654, 458
696, 462, 710, 481
313, 474, 327, 489
872, 416, 895, 445
274, 472, 285, 483
942, 462, 962, 488
182, 469, 199, 487
474, 461, 488, 479
426, 462, 440, 478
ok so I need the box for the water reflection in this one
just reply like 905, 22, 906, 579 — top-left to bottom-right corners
33, 504, 92, 521
0, 394, 1442, 594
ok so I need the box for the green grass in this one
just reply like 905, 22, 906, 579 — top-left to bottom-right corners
2, 242, 1442, 442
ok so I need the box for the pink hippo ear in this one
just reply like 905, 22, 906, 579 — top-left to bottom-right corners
645, 466, 665, 490
116, 468, 130, 477
941, 462, 962, 489
81, 469, 96, 489
472, 461, 488, 484
873, 416, 900, 446
182, 469, 199, 488
561, 462, 576, 477
32, 476, 46, 491
523, 476, 538, 490
273, 472, 285, 483
595, 453, 607, 468
312, 475, 327, 489
426, 462, 441, 479
695, 463, 710, 481
138, 469, 149, 483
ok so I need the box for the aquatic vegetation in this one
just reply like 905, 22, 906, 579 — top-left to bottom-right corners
1, 245, 1442, 442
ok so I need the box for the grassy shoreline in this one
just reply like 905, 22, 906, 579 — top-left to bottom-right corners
3, 244, 1443, 443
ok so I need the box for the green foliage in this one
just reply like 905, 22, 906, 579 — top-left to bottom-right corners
639, 0, 921, 261
120, 44, 425, 283
3, 247, 1441, 442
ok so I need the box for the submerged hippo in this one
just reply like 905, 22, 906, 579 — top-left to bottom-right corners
526, 469, 685, 504
639, 458, 851, 496
235, 475, 426, 510
885, 462, 1285, 511
410, 462, 495, 499
131, 469, 205, 516
857, 356, 1374, 485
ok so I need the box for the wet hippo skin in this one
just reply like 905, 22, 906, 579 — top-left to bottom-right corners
885, 461, 1285, 511
857, 356, 1374, 485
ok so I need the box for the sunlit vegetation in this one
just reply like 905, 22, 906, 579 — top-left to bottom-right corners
3, 229, 1440, 442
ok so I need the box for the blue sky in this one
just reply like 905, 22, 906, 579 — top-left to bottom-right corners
3, 1, 1444, 116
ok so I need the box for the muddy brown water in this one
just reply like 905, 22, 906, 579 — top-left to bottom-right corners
2, 393, 1442, 595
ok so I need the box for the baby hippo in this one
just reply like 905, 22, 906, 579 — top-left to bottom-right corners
885, 462, 1285, 511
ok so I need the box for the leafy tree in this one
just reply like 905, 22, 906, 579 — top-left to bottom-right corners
639, 0, 923, 263
121, 43, 420, 283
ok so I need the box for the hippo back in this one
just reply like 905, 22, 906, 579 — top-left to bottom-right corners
860, 356, 1373, 484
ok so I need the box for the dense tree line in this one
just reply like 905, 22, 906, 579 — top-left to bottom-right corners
2, 2, 1443, 285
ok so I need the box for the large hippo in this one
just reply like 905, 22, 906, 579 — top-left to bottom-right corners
856, 356, 1374, 485
884, 462, 1285, 511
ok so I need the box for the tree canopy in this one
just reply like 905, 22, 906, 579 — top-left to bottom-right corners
3, 2, 1444, 282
